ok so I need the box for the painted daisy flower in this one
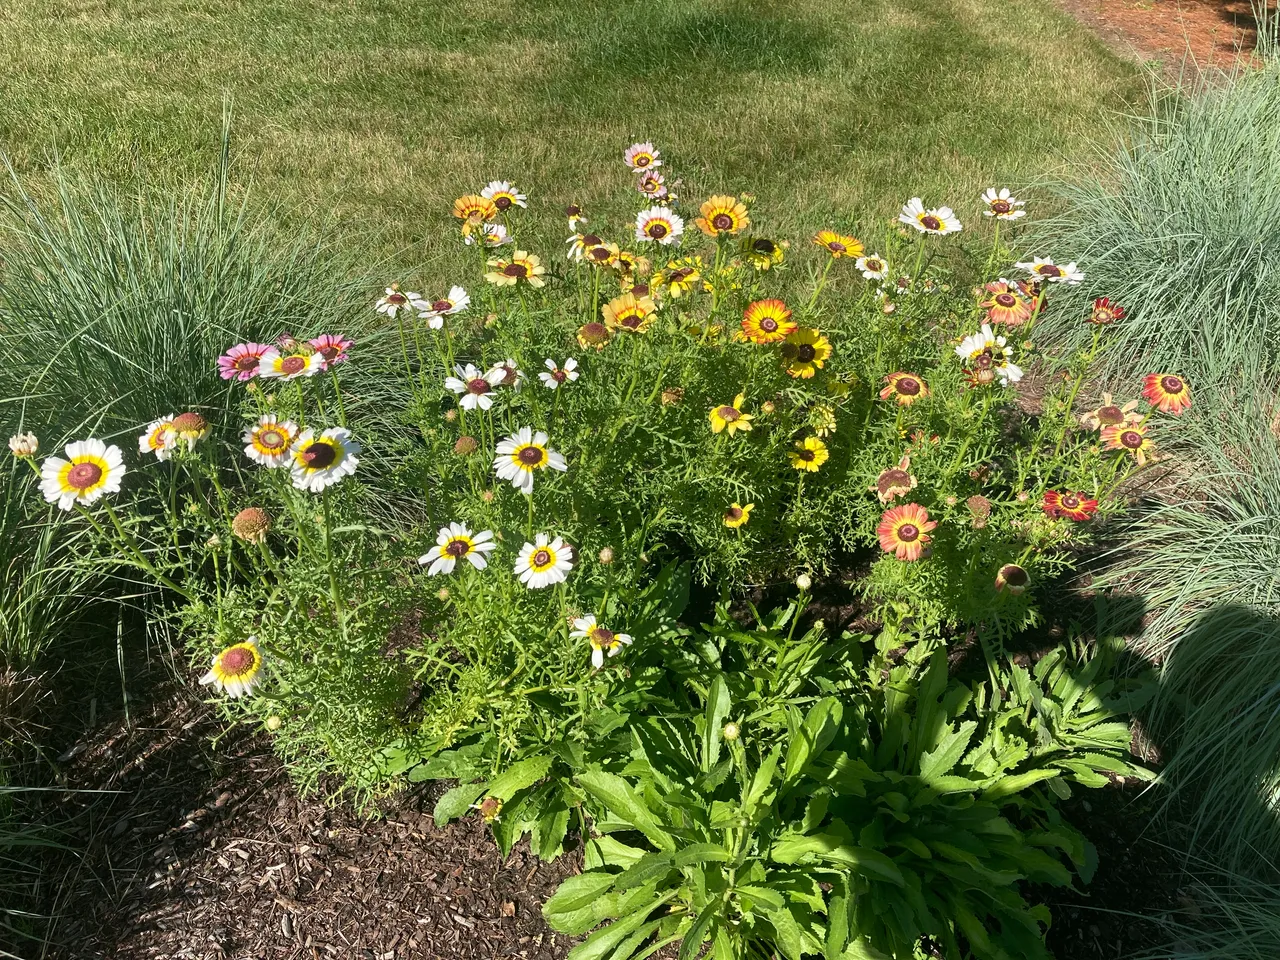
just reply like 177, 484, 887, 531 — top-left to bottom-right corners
376, 285, 426, 319
995, 563, 1030, 594
489, 359, 525, 392
218, 342, 272, 381
877, 503, 936, 561
781, 328, 831, 379
565, 204, 587, 227
309, 334, 353, 369
694, 195, 750, 237
723, 502, 754, 529
808, 403, 838, 437
420, 522, 497, 575
566, 232, 604, 262
493, 427, 567, 495
812, 230, 863, 259
899, 198, 962, 235
741, 299, 796, 344
586, 240, 621, 268
955, 324, 1023, 385
481, 180, 527, 211
571, 614, 633, 670
979, 280, 1033, 327
40, 439, 126, 511
1014, 257, 1084, 285
576, 321, 613, 351
624, 142, 662, 172
1102, 421, 1155, 465
139, 415, 177, 460
514, 533, 574, 589
981, 188, 1026, 221
855, 254, 889, 281
289, 427, 360, 492
880, 372, 929, 405
613, 249, 650, 279
463, 222, 513, 247
1042, 490, 1099, 522
1080, 393, 1140, 432
790, 437, 829, 472
444, 363, 505, 411
485, 251, 546, 287
258, 346, 324, 381
635, 206, 684, 245
1142, 373, 1192, 415
243, 415, 299, 467
167, 413, 209, 450
636, 170, 668, 200
200, 638, 264, 698
652, 258, 702, 298
538, 358, 579, 390
873, 456, 917, 504
602, 292, 658, 334
452, 194, 498, 223
1089, 297, 1125, 325
740, 236, 786, 271
417, 286, 471, 329
709, 394, 753, 435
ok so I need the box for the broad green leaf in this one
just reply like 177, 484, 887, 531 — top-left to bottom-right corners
487, 755, 554, 801
674, 843, 733, 868
569, 900, 667, 960
678, 901, 720, 960
590, 835, 649, 869
735, 884, 785, 912
535, 799, 571, 860
770, 833, 904, 887
919, 721, 977, 782
745, 746, 781, 814
433, 782, 486, 826
766, 904, 806, 960
544, 872, 619, 919
615, 852, 676, 891
579, 770, 676, 852
702, 675, 732, 773
981, 767, 1060, 800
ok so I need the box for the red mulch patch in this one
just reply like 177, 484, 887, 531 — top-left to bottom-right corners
1062, 0, 1271, 72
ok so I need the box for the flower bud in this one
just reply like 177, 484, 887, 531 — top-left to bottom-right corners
761, 400, 776, 415
722, 722, 740, 742
481, 490, 495, 503
437, 587, 451, 602
598, 546, 615, 565
444, 409, 458, 422
7, 432, 38, 458
265, 715, 283, 732
795, 573, 812, 591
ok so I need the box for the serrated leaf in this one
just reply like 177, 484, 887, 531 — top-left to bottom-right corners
487, 756, 554, 801
674, 843, 733, 868
544, 872, 619, 920
615, 852, 675, 891
702, 676, 732, 773
433, 782, 487, 826
678, 901, 720, 960
579, 771, 675, 852
919, 721, 977, 782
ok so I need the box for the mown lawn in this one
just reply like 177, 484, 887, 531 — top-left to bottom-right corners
0, 0, 1136, 264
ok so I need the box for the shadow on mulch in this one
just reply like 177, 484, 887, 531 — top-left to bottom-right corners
28, 668, 580, 960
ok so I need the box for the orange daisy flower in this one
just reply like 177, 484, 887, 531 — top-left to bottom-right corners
876, 503, 937, 562
1042, 490, 1099, 522
1102, 422, 1156, 465
1142, 374, 1191, 416
979, 280, 1033, 327
741, 299, 796, 344
695, 195, 750, 237
879, 372, 929, 406
453, 194, 498, 223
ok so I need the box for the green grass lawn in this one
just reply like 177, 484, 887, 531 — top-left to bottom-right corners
0, 0, 1137, 266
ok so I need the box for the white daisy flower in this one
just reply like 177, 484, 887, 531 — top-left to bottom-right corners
419, 522, 497, 575
635, 206, 684, 245
570, 614, 633, 670
489, 359, 525, 393
538, 358, 579, 390
258, 347, 324, 381
566, 231, 604, 262
981, 188, 1026, 221
1013, 256, 1084, 285
444, 363, 505, 411
463, 222, 513, 247
514, 533, 574, 589
200, 637, 264, 699
898, 197, 962, 235
40, 439, 126, 511
289, 427, 360, 493
956, 323, 1024, 385
139, 415, 177, 461
623, 142, 662, 172
481, 180, 528, 211
493, 427, 567, 495
417, 286, 470, 329
376, 285, 426, 318
855, 253, 889, 281
242, 415, 299, 468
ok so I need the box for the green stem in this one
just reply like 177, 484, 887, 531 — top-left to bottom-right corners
321, 488, 347, 638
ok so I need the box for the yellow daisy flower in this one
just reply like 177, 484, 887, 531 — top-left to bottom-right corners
602, 292, 658, 334
781, 328, 832, 379
695, 195, 750, 237
709, 394, 753, 435
453, 194, 498, 223
812, 230, 863, 259
485, 250, 546, 287
741, 299, 796, 344
789, 437, 829, 472
723, 502, 754, 528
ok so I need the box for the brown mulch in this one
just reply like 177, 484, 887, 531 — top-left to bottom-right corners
1061, 0, 1271, 72
28, 671, 580, 960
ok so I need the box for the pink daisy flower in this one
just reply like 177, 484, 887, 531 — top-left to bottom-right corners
309, 334, 354, 369
218, 342, 272, 381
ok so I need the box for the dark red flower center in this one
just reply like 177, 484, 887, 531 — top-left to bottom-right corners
1062, 493, 1081, 509
648, 222, 668, 238
866, 259, 883, 271
1098, 405, 1124, 425
717, 406, 740, 422
795, 344, 817, 363
725, 506, 743, 520
753, 239, 776, 254
235, 354, 259, 372
1161, 375, 1184, 394
219, 647, 255, 675
995, 293, 1016, 308
445, 538, 470, 557
759, 317, 778, 332
467, 378, 491, 395
630, 284, 650, 297
494, 195, 512, 210
581, 322, 607, 341
504, 263, 528, 278
896, 378, 920, 396
991, 200, 1011, 213
433, 299, 453, 312
582, 234, 601, 246
898, 523, 919, 541
318, 344, 340, 360
797, 449, 815, 462
635, 155, 650, 167
518, 446, 545, 466
1121, 430, 1143, 449
303, 442, 337, 469
1040, 264, 1062, 277
67, 461, 103, 490
828, 241, 846, 253
620, 314, 643, 329
920, 215, 941, 231
712, 213, 734, 231
387, 292, 407, 304
281, 355, 306, 375
566, 205, 581, 217
670, 268, 692, 282
552, 370, 567, 383
590, 247, 611, 261
532, 549, 551, 566
1001, 565, 1029, 586
590, 627, 615, 646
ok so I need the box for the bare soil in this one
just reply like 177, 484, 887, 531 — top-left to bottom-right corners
1061, 0, 1270, 72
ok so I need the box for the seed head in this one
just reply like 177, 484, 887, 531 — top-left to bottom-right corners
598, 546, 615, 565
722, 722, 740, 742
966, 495, 992, 529
795, 573, 812, 591
454, 436, 479, 456
232, 507, 273, 544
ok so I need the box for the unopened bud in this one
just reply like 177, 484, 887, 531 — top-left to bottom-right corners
437, 587, 451, 602
7, 432, 38, 458
795, 573, 812, 591
481, 490, 495, 503
761, 400, 776, 415
598, 547, 615, 565
723, 722, 740, 742
444, 409, 458, 422
265, 715, 283, 732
